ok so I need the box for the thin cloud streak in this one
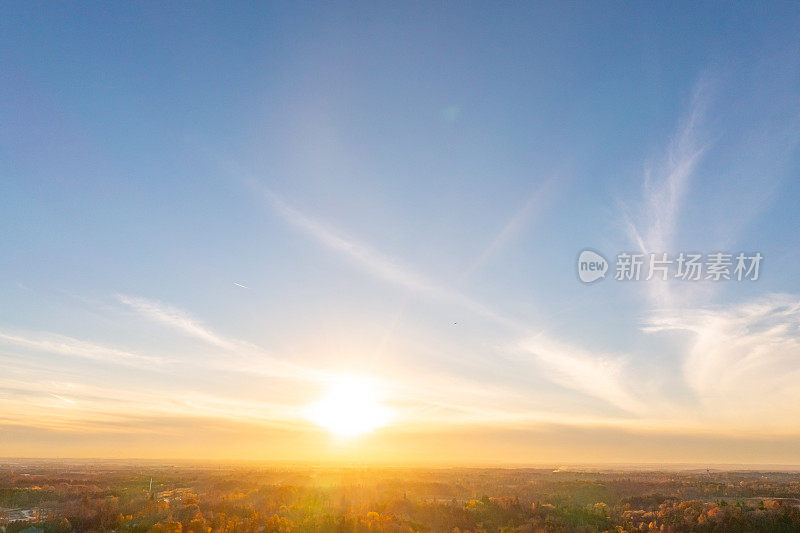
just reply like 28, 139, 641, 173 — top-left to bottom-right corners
0, 387, 305, 434
116, 294, 331, 384
263, 190, 524, 330
0, 331, 163, 368
261, 189, 646, 413
117, 294, 242, 351
461, 175, 563, 281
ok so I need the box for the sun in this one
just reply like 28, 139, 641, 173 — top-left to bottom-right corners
306, 375, 392, 438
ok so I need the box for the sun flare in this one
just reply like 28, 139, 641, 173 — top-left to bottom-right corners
306, 375, 392, 438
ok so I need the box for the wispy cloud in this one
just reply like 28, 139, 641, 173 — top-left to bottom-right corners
265, 192, 443, 296
619, 80, 712, 306
0, 354, 645, 435
644, 293, 800, 431
0, 374, 306, 433
262, 190, 522, 330
626, 81, 710, 255
116, 293, 330, 383
518, 335, 646, 414
0, 295, 648, 434
261, 189, 646, 413
117, 294, 243, 351
0, 331, 163, 368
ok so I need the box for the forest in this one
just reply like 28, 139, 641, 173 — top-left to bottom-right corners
2, 462, 800, 532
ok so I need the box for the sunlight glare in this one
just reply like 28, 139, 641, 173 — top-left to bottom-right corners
306, 375, 392, 438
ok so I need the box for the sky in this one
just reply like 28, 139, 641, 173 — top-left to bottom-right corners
1, 3, 800, 465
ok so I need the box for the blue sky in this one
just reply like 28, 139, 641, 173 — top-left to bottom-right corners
1, 3, 800, 463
